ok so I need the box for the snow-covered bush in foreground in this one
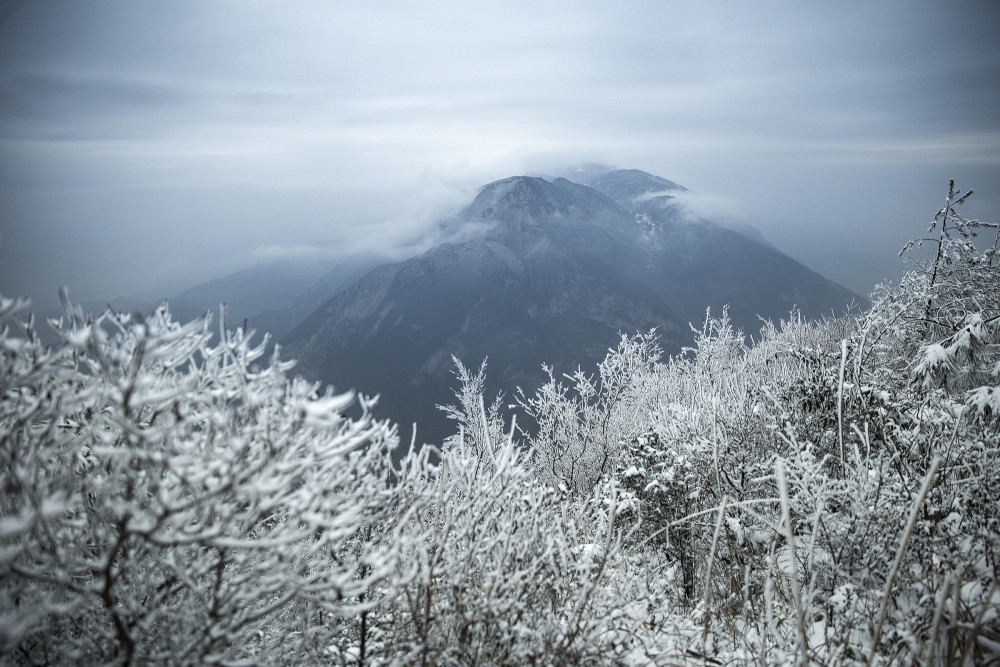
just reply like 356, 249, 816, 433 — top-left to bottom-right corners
501, 183, 1000, 664
372, 436, 638, 665
0, 295, 403, 664
516, 329, 662, 497
0, 294, 651, 666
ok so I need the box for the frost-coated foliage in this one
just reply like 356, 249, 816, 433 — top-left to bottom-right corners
0, 295, 644, 666
2, 182, 999, 665
516, 330, 662, 497
371, 440, 637, 665
0, 296, 402, 664
504, 183, 1000, 664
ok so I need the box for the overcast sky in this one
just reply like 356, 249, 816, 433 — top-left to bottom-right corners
2, 0, 998, 308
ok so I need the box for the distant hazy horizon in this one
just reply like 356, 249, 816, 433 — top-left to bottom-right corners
2, 1, 998, 308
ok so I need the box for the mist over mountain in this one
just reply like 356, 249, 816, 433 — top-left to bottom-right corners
231, 254, 383, 341
282, 169, 860, 444
163, 258, 332, 327
35, 255, 383, 350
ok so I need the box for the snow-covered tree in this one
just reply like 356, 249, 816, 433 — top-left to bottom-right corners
516, 330, 661, 497
371, 437, 639, 665
436, 357, 510, 474
0, 295, 400, 665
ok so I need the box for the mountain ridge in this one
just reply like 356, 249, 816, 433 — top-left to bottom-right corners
282, 169, 861, 444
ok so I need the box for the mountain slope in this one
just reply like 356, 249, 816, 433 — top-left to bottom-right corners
163, 258, 333, 328
582, 168, 686, 206
283, 170, 860, 444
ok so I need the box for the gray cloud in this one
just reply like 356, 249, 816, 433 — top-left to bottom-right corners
1, 0, 998, 306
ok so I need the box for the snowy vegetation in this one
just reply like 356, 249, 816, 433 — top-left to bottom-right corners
2, 183, 998, 665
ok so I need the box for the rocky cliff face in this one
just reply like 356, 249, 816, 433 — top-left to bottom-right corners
283, 170, 860, 444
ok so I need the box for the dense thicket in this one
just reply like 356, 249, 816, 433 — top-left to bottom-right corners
2, 184, 998, 665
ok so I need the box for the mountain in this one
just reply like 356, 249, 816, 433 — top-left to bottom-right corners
580, 167, 774, 247
163, 258, 333, 328
159, 255, 383, 342
241, 254, 383, 341
282, 169, 861, 445
582, 168, 686, 204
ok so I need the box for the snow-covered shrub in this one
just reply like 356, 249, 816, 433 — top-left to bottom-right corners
503, 240, 998, 665
373, 438, 639, 666
516, 330, 661, 497
0, 295, 400, 665
436, 357, 510, 473
722, 183, 1000, 664
864, 180, 999, 408
415, 183, 1000, 664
